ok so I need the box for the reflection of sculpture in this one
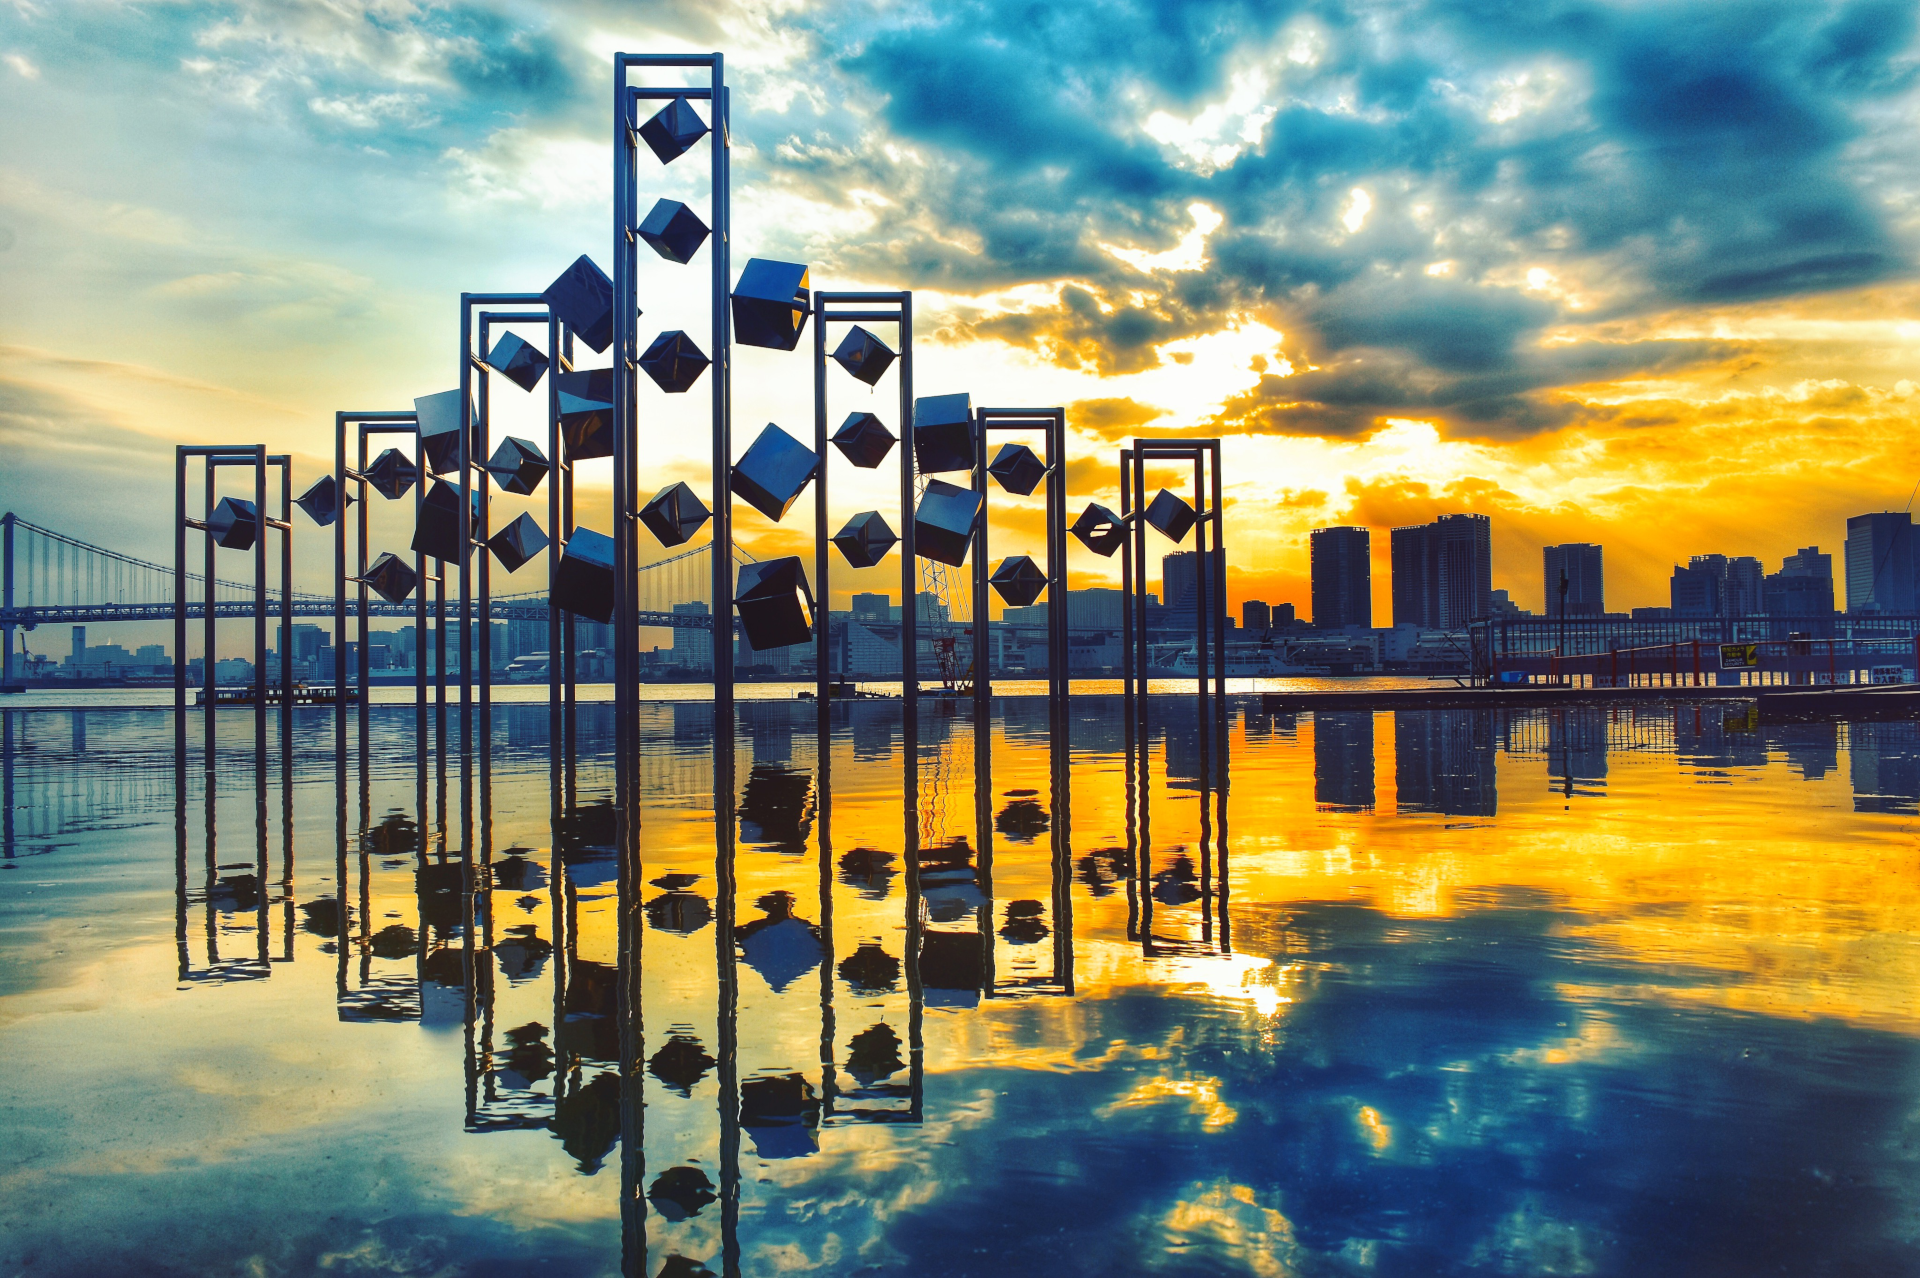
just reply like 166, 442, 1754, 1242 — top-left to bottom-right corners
837, 847, 897, 900
735, 890, 825, 993
837, 941, 900, 993
739, 1072, 821, 1159
844, 1022, 904, 1086
649, 1166, 718, 1221
649, 1031, 718, 1097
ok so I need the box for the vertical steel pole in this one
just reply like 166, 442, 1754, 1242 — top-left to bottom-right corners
972, 408, 988, 725
204, 458, 217, 760
277, 458, 292, 714
900, 293, 917, 716
414, 420, 427, 722
814, 293, 829, 705
548, 314, 563, 736
1050, 410, 1067, 709
1, 513, 13, 692
357, 428, 371, 750
1193, 451, 1208, 745
478, 325, 492, 717
175, 453, 187, 736
713, 68, 735, 715
458, 294, 474, 733
335, 415, 348, 752
254, 444, 268, 758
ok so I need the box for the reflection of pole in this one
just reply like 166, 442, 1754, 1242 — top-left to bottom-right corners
816, 703, 837, 1118
974, 695, 994, 996
175, 711, 189, 981
715, 704, 741, 1278
1050, 707, 1074, 993
904, 702, 924, 1121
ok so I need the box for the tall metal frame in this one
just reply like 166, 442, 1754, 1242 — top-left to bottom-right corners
810, 290, 916, 707
174, 444, 275, 756
545, 314, 580, 755
1121, 438, 1228, 743
333, 411, 428, 755
970, 407, 1070, 722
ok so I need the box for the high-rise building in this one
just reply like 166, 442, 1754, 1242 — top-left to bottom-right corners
1763, 545, 1836, 618
1669, 563, 1721, 616
671, 601, 713, 669
1781, 546, 1832, 580
851, 592, 889, 622
1542, 543, 1604, 617
1242, 600, 1271, 632
1161, 550, 1225, 621
1391, 514, 1492, 629
1274, 602, 1296, 626
1845, 514, 1915, 613
1310, 527, 1371, 629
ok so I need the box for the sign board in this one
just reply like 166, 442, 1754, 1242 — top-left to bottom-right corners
1718, 643, 1758, 670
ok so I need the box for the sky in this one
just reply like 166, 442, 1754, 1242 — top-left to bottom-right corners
3, 0, 1920, 623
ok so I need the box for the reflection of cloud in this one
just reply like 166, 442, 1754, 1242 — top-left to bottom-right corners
1099, 1075, 1239, 1130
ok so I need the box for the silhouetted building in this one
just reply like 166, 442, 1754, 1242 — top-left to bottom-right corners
1242, 600, 1271, 632
1845, 514, 1914, 613
1543, 543, 1603, 617
1313, 710, 1375, 811
1395, 710, 1497, 816
1671, 554, 1763, 619
851, 592, 889, 622
1670, 562, 1721, 617
1781, 546, 1832, 580
1391, 514, 1492, 628
1850, 721, 1920, 814
1161, 550, 1225, 633
1310, 526, 1371, 629
1763, 544, 1835, 618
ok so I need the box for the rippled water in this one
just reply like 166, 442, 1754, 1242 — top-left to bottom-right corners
3, 697, 1918, 1277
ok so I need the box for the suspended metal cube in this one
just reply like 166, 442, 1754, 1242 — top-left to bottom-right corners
730, 424, 818, 523
294, 474, 353, 527
638, 199, 710, 265
365, 447, 418, 501
485, 436, 549, 496
554, 528, 616, 624
831, 325, 896, 386
415, 389, 482, 475
208, 497, 259, 551
639, 330, 709, 394
638, 95, 709, 165
363, 552, 418, 605
484, 331, 549, 393
1071, 502, 1125, 558
913, 393, 974, 474
542, 254, 615, 354
487, 511, 548, 574
555, 368, 614, 461
730, 259, 810, 351
639, 481, 711, 548
735, 557, 814, 651
830, 411, 895, 469
832, 510, 897, 569
411, 478, 483, 564
1145, 489, 1196, 543
988, 442, 1047, 496
913, 479, 981, 568
989, 555, 1048, 608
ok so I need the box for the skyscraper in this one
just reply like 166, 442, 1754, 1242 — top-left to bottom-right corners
1310, 526, 1371, 629
1242, 600, 1271, 632
1160, 550, 1224, 621
1391, 514, 1492, 629
1542, 543, 1604, 616
1845, 514, 1915, 613
1763, 545, 1836, 617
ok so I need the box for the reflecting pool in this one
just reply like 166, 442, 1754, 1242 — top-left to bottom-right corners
3, 697, 1918, 1276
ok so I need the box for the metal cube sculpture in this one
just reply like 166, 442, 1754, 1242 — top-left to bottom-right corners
542, 254, 615, 354
989, 555, 1048, 608
639, 330, 709, 394
486, 511, 548, 574
832, 510, 897, 569
831, 325, 896, 386
638, 198, 710, 265
638, 95, 709, 165
735, 557, 814, 651
730, 259, 810, 351
913, 479, 981, 568
555, 368, 614, 461
416, 389, 483, 475
485, 436, 549, 496
412, 478, 483, 564
363, 552, 418, 605
1071, 502, 1125, 557
639, 481, 711, 548
730, 424, 818, 523
988, 442, 1047, 496
913, 393, 974, 474
830, 411, 895, 469
208, 497, 260, 551
484, 331, 549, 393
554, 528, 616, 624
366, 447, 418, 500
295, 474, 353, 527
1145, 489, 1196, 543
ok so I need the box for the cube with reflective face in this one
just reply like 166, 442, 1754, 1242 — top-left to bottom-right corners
730, 424, 818, 523
988, 442, 1047, 496
832, 325, 896, 386
833, 510, 897, 569
913, 479, 981, 568
639, 330, 709, 394
365, 447, 418, 501
412, 479, 483, 564
485, 436, 549, 497
555, 368, 614, 461
542, 254, 615, 353
208, 497, 259, 551
486, 511, 548, 573
294, 474, 353, 527
640, 481, 711, 548
363, 552, 418, 605
638, 96, 709, 165
1070, 502, 1125, 557
735, 557, 814, 651
913, 393, 974, 474
730, 259, 810, 351
415, 389, 482, 475
485, 331, 549, 393
830, 412, 895, 470
638, 198, 710, 264
554, 528, 616, 624
989, 555, 1048, 608
1145, 489, 1196, 543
